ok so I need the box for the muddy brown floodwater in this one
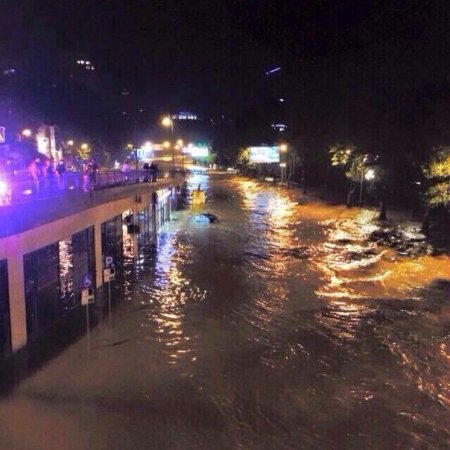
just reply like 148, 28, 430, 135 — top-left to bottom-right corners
0, 174, 449, 449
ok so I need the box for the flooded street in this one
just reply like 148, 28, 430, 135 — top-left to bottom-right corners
1, 174, 449, 449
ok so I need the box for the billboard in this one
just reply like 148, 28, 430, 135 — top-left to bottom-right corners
248, 146, 280, 164
186, 145, 209, 158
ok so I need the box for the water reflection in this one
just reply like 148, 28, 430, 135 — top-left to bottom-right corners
315, 210, 450, 300
58, 238, 73, 302
141, 228, 209, 365
1, 175, 450, 449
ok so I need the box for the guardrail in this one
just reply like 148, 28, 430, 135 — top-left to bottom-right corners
0, 169, 175, 205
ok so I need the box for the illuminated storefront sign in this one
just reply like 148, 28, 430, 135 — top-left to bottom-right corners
248, 146, 280, 164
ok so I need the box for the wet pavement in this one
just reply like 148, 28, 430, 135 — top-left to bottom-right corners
0, 174, 449, 449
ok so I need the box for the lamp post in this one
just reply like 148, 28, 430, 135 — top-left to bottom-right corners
279, 143, 288, 184
161, 115, 173, 134
161, 116, 175, 174
280, 162, 287, 183
176, 139, 184, 170
359, 168, 375, 207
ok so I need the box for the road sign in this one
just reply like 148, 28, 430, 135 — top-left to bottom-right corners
83, 274, 92, 289
103, 267, 116, 282
81, 287, 95, 305
105, 256, 114, 268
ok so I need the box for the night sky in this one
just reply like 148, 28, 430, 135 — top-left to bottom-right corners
2, 1, 450, 142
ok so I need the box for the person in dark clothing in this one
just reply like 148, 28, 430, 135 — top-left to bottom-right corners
143, 162, 150, 182
46, 160, 57, 191
89, 158, 99, 186
56, 160, 67, 189
149, 162, 156, 182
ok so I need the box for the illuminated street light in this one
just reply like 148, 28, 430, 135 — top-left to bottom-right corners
360, 168, 376, 207
163, 141, 170, 149
21, 129, 32, 138
161, 116, 175, 173
81, 143, 89, 151
161, 116, 173, 132
67, 140, 74, 146
365, 168, 376, 181
279, 144, 288, 183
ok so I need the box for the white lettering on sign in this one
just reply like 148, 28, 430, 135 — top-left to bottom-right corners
105, 256, 114, 268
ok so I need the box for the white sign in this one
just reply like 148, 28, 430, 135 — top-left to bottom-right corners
103, 268, 116, 282
185, 145, 209, 158
81, 288, 95, 305
248, 146, 280, 164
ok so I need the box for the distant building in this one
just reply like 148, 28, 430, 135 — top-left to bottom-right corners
171, 112, 199, 121
36, 125, 62, 161
271, 123, 288, 132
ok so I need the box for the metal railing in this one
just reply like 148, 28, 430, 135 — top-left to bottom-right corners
0, 168, 173, 205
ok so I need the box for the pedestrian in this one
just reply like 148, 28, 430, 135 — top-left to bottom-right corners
143, 162, 150, 182
82, 161, 90, 191
153, 163, 159, 181
46, 159, 57, 191
122, 159, 130, 181
149, 162, 156, 182
56, 160, 67, 189
89, 158, 99, 186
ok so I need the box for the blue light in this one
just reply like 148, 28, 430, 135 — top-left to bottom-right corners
0, 181, 7, 197
265, 67, 281, 75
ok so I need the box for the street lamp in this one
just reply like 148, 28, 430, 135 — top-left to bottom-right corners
279, 144, 288, 184
359, 168, 376, 207
161, 116, 176, 174
365, 168, 375, 181
161, 116, 173, 133
176, 139, 184, 170
21, 129, 32, 138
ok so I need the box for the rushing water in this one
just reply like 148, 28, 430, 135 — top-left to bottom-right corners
1, 174, 449, 450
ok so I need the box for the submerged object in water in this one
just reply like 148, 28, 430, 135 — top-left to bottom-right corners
191, 213, 220, 223
201, 213, 219, 223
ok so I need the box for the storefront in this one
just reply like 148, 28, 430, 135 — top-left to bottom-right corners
23, 226, 95, 340
101, 215, 123, 268
24, 243, 60, 339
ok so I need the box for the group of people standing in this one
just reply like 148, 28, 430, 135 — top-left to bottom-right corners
120, 160, 159, 183
142, 162, 159, 182
27, 157, 100, 192
28, 158, 68, 192
24, 156, 158, 195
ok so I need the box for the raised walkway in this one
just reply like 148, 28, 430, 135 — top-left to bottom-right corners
0, 170, 181, 238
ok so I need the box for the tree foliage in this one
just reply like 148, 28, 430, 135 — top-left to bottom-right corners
423, 147, 450, 207
329, 145, 375, 181
237, 147, 249, 168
